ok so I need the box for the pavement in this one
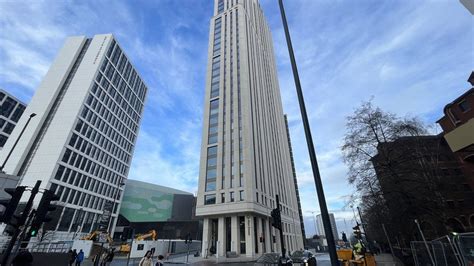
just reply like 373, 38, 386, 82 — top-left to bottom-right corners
374, 253, 404, 266
81, 252, 332, 265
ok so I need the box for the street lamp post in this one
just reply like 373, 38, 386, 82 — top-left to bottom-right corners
277, 1, 339, 265
0, 113, 37, 173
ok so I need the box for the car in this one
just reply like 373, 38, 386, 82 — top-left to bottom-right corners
256, 252, 293, 265
290, 250, 317, 266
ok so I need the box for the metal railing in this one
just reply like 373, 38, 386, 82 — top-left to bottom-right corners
411, 232, 474, 266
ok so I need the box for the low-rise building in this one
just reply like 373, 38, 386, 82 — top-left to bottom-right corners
116, 179, 201, 240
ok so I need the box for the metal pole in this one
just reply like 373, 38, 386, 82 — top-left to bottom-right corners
414, 219, 436, 265
2, 180, 41, 266
277, 1, 338, 265
0, 113, 36, 173
382, 224, 395, 255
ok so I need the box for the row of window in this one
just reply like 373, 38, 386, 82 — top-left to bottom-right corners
80, 105, 134, 156
50, 182, 119, 214
204, 190, 245, 205
206, 145, 218, 192
105, 39, 146, 103
88, 85, 136, 147
0, 119, 15, 135
213, 18, 222, 57
217, 0, 224, 14
54, 164, 120, 200
96, 71, 141, 127
55, 208, 97, 233
71, 121, 128, 177
0, 96, 24, 122
208, 99, 219, 145
61, 144, 124, 187
68, 128, 128, 175
93, 76, 138, 133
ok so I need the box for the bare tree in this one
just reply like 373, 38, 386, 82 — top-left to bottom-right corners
341, 100, 447, 245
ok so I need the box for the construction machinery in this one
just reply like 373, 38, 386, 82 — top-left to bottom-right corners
80, 231, 113, 243
119, 230, 157, 253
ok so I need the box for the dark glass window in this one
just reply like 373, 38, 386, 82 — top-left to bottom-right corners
459, 100, 471, 112
58, 207, 75, 231
1, 97, 17, 117
0, 118, 5, 128
3, 122, 14, 134
10, 105, 25, 122
204, 194, 216, 205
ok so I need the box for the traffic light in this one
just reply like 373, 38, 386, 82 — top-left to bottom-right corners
271, 208, 281, 230
353, 225, 362, 239
0, 186, 26, 224
342, 232, 348, 242
28, 189, 59, 236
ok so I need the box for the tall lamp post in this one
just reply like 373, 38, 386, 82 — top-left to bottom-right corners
0, 113, 37, 173
277, 1, 339, 265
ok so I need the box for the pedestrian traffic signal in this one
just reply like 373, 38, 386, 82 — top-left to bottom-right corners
28, 189, 59, 236
271, 208, 281, 230
0, 186, 26, 224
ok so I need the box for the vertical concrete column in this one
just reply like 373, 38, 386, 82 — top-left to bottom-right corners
245, 215, 255, 257
217, 217, 226, 258
231, 216, 239, 254
202, 218, 210, 257
257, 217, 263, 254
265, 218, 273, 252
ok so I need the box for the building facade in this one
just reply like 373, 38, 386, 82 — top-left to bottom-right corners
116, 179, 201, 240
196, 0, 304, 258
315, 213, 338, 241
0, 89, 26, 150
0, 34, 147, 236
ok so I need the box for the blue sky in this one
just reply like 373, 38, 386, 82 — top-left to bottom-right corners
0, 0, 472, 237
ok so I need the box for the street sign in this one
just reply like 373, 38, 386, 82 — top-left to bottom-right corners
97, 200, 113, 231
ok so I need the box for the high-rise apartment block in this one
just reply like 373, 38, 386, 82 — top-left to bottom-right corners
316, 213, 339, 240
0, 89, 26, 150
0, 34, 147, 236
196, 0, 304, 257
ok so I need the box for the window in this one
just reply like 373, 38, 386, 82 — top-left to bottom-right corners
204, 194, 216, 205
230, 192, 235, 202
10, 105, 25, 122
3, 122, 14, 134
459, 100, 471, 112
239, 190, 245, 201
221, 193, 225, 203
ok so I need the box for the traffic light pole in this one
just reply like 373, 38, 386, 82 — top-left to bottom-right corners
1, 180, 41, 266
277, 0, 339, 265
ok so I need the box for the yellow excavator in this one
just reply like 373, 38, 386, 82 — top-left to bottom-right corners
80, 231, 113, 243
119, 230, 157, 253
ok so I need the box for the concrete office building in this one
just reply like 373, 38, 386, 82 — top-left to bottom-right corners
0, 34, 147, 236
316, 213, 338, 241
196, 0, 304, 258
0, 89, 26, 150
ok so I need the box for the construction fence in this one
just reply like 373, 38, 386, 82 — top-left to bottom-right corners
410, 232, 474, 266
